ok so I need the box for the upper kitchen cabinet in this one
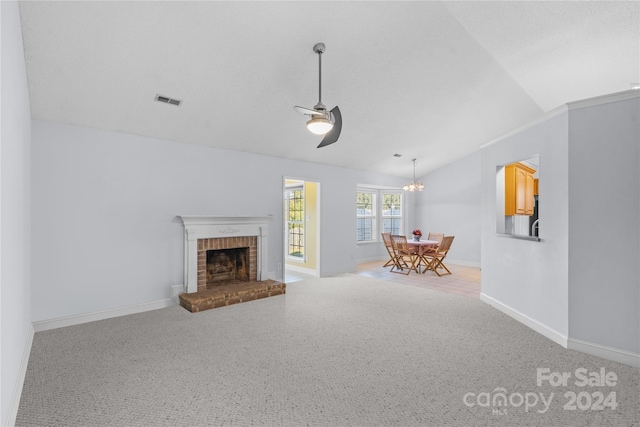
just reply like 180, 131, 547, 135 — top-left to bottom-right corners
505, 162, 536, 216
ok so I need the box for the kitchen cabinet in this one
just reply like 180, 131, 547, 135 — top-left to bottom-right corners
505, 162, 536, 216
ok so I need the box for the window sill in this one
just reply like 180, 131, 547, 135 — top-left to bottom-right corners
496, 233, 541, 242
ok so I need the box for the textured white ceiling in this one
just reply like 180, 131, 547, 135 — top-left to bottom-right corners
19, 1, 639, 178
444, 1, 640, 112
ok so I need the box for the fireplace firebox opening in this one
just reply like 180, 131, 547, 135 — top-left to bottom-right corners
206, 247, 249, 287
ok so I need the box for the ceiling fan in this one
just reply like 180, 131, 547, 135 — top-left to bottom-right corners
294, 43, 342, 148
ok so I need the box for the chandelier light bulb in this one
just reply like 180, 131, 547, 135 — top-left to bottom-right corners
403, 158, 424, 192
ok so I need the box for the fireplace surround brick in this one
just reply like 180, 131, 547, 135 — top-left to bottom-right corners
197, 236, 258, 292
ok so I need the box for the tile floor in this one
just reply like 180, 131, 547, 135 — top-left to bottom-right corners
285, 261, 481, 299
355, 260, 481, 299
357, 261, 480, 298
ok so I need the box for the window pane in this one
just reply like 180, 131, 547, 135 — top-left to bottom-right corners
356, 189, 403, 242
356, 192, 374, 216
383, 218, 401, 235
357, 218, 373, 241
357, 191, 377, 241
287, 189, 304, 258
382, 193, 402, 216
288, 223, 304, 258
381, 192, 402, 235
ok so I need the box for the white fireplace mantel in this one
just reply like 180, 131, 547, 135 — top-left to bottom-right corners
178, 215, 272, 293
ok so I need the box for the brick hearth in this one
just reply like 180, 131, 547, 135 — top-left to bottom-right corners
179, 280, 286, 313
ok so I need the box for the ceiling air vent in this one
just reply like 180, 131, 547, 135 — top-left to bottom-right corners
154, 94, 182, 106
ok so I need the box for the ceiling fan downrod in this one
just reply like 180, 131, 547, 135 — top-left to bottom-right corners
313, 43, 326, 112
293, 42, 342, 146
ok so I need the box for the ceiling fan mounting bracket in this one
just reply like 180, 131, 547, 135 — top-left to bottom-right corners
313, 43, 326, 54
313, 102, 327, 112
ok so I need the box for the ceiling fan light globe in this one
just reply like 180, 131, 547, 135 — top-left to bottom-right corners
306, 117, 333, 135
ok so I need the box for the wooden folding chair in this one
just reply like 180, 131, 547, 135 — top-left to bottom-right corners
381, 232, 398, 268
422, 235, 455, 276
390, 235, 419, 275
427, 232, 444, 244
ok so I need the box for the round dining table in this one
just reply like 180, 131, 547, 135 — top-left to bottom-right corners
407, 239, 439, 273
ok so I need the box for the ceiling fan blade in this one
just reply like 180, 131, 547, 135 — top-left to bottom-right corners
317, 106, 341, 148
294, 106, 322, 116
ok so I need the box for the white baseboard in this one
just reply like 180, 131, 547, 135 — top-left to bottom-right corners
480, 293, 640, 367
568, 338, 640, 368
357, 256, 386, 264
32, 299, 176, 332
170, 284, 183, 304
7, 324, 34, 427
446, 258, 481, 268
285, 263, 319, 277
480, 293, 568, 348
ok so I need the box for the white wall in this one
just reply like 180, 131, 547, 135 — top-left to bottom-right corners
481, 111, 570, 341
567, 95, 639, 355
481, 91, 640, 365
416, 150, 481, 265
1, 2, 33, 425
31, 120, 407, 322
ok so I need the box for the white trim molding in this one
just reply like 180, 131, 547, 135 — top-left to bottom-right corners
285, 263, 320, 277
178, 215, 273, 293
480, 89, 640, 150
445, 258, 481, 268
566, 88, 639, 111
32, 299, 175, 332
7, 325, 35, 427
480, 293, 568, 348
480, 105, 568, 149
170, 284, 183, 304
481, 293, 640, 367
568, 338, 640, 368
357, 255, 387, 265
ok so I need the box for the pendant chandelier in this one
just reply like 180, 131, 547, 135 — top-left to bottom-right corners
403, 158, 424, 192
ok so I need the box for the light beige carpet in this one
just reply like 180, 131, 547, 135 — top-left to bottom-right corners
16, 274, 640, 426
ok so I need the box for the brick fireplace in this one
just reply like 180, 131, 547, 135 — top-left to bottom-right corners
199, 236, 257, 292
178, 216, 272, 294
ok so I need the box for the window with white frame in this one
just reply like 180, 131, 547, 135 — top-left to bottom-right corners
382, 192, 402, 235
356, 189, 403, 242
356, 190, 376, 242
285, 186, 305, 259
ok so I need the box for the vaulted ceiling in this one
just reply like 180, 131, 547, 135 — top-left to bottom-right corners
19, 1, 639, 178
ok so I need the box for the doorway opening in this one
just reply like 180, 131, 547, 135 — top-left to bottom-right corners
283, 178, 320, 280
